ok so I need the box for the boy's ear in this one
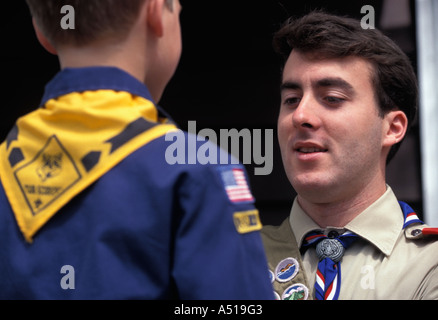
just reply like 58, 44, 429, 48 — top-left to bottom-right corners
32, 18, 58, 55
146, 0, 165, 38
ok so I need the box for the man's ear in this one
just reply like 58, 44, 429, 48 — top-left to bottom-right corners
146, 0, 165, 38
382, 110, 408, 147
32, 18, 58, 55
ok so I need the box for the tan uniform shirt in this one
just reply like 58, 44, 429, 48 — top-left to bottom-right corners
263, 186, 438, 300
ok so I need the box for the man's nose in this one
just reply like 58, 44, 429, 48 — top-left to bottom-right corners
292, 95, 322, 130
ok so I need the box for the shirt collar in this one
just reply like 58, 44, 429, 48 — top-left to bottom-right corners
289, 186, 403, 256
41, 67, 155, 106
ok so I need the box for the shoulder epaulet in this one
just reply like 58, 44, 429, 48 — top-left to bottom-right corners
405, 224, 438, 240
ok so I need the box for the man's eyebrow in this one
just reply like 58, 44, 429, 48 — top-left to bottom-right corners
280, 77, 356, 95
280, 81, 301, 92
315, 77, 355, 94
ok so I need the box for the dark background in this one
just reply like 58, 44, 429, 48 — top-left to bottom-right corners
2, 0, 422, 225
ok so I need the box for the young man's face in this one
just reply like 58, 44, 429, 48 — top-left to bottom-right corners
277, 50, 390, 204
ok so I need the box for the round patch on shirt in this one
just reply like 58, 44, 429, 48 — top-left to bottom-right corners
269, 269, 275, 284
275, 257, 299, 283
282, 283, 309, 300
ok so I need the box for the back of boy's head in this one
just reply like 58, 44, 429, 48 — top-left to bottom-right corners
26, 0, 149, 47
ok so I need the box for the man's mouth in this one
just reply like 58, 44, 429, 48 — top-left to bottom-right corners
296, 147, 328, 153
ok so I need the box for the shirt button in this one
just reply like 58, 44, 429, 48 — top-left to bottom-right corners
411, 229, 422, 237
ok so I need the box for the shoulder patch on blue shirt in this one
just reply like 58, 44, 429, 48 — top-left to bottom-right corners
234, 210, 262, 234
217, 165, 254, 204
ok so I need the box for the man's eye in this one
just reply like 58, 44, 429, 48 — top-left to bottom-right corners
284, 97, 301, 106
325, 96, 345, 104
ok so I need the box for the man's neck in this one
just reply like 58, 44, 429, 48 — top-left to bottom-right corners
297, 182, 387, 228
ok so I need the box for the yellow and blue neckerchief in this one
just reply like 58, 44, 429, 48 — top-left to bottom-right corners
0, 67, 177, 242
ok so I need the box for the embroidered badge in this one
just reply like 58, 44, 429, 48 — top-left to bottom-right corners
275, 257, 299, 283
218, 166, 254, 203
233, 210, 262, 234
282, 284, 309, 300
269, 270, 275, 284
274, 291, 281, 300
14, 135, 81, 215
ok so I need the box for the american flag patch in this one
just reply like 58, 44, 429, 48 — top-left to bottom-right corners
219, 167, 254, 203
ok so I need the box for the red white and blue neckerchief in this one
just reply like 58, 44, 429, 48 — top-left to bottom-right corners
302, 201, 422, 300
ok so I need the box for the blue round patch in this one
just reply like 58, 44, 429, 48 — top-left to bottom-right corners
275, 257, 299, 283
269, 269, 275, 284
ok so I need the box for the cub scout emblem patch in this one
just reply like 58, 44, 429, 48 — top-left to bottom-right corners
233, 210, 262, 234
15, 135, 81, 215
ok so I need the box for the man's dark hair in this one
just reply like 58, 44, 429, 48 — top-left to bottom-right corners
273, 10, 418, 164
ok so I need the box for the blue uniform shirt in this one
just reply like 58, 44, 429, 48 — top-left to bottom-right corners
0, 67, 274, 299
